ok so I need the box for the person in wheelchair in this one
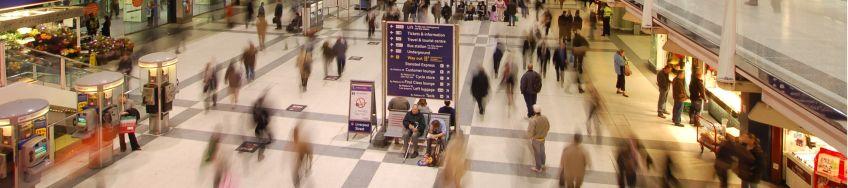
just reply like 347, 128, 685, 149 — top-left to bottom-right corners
286, 11, 303, 33
425, 120, 446, 162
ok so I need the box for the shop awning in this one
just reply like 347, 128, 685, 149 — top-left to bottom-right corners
749, 102, 810, 134
0, 6, 83, 31
662, 38, 695, 58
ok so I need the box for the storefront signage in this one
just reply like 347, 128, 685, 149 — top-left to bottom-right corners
348, 80, 375, 133
762, 73, 847, 123
384, 22, 456, 100
813, 148, 846, 184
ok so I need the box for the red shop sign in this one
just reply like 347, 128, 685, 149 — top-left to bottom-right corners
813, 148, 846, 187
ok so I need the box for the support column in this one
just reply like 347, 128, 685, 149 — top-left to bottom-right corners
60, 58, 67, 89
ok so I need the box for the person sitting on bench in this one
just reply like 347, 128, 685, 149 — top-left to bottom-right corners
402, 105, 427, 158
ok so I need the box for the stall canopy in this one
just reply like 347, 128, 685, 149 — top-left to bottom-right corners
662, 38, 696, 58
749, 101, 809, 135
0, 6, 83, 31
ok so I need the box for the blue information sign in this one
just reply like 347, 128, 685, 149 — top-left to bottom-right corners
384, 22, 456, 100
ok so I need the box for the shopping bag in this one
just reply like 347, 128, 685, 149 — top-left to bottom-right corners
119, 116, 137, 133
623, 61, 632, 76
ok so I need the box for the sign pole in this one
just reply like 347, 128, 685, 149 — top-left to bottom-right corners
381, 20, 387, 142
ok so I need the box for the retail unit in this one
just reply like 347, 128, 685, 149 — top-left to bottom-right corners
0, 99, 51, 188
138, 52, 178, 135
73, 71, 124, 169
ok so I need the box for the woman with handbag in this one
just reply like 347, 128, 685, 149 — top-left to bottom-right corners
613, 49, 630, 97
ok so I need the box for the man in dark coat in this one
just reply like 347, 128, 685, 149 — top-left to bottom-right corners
402, 105, 427, 158
493, 43, 504, 77
333, 37, 348, 76
520, 64, 542, 117
506, 1, 517, 26
471, 68, 490, 114
246, 0, 255, 28
274, 0, 284, 29
656, 65, 672, 118
557, 11, 568, 40
552, 41, 566, 84
441, 4, 452, 23
671, 71, 687, 127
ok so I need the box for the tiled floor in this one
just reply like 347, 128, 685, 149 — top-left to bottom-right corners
38, 2, 762, 188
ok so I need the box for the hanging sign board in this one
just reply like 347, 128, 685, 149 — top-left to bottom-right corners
813, 148, 847, 186
384, 22, 457, 100
348, 80, 376, 137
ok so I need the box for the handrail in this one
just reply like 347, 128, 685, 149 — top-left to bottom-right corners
9, 46, 143, 80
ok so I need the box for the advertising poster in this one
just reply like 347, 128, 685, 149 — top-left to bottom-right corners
385, 22, 455, 100
348, 81, 374, 133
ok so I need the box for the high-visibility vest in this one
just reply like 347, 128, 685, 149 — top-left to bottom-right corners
603, 6, 612, 17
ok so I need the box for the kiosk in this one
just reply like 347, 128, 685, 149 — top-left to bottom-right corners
138, 52, 178, 135
73, 71, 124, 169
302, 0, 325, 31
0, 99, 51, 188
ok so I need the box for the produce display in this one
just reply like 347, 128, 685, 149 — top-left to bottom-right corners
2, 23, 134, 64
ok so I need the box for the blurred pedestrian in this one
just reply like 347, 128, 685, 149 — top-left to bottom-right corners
274, 0, 284, 29
537, 40, 550, 78
226, 1, 235, 28
432, 1, 442, 23
403, 0, 415, 21
519, 0, 529, 18
506, 1, 517, 26
402, 105, 427, 158
520, 63, 542, 117
493, 42, 504, 77
321, 41, 336, 77
441, 4, 452, 23
736, 133, 765, 188
242, 43, 258, 81
333, 36, 348, 76
542, 10, 552, 35
292, 123, 313, 187
671, 71, 687, 127
438, 132, 468, 188
246, 0, 255, 28
367, 10, 377, 38
501, 54, 517, 108
252, 92, 272, 161
559, 134, 589, 188
471, 66, 490, 114
689, 72, 707, 126
662, 154, 680, 188
224, 61, 243, 104
553, 41, 566, 85
613, 49, 628, 97
110, 0, 120, 17
557, 11, 568, 40
203, 61, 219, 110
616, 142, 638, 187
572, 10, 583, 34
297, 49, 313, 91
561, 11, 573, 40
714, 136, 736, 188
527, 105, 549, 173
256, 10, 268, 50
656, 65, 672, 118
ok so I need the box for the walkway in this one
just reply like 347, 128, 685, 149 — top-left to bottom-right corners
45, 1, 755, 187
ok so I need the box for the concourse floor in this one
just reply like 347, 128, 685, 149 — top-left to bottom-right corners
44, 2, 763, 188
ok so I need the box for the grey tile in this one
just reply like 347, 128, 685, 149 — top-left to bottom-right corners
341, 160, 381, 188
